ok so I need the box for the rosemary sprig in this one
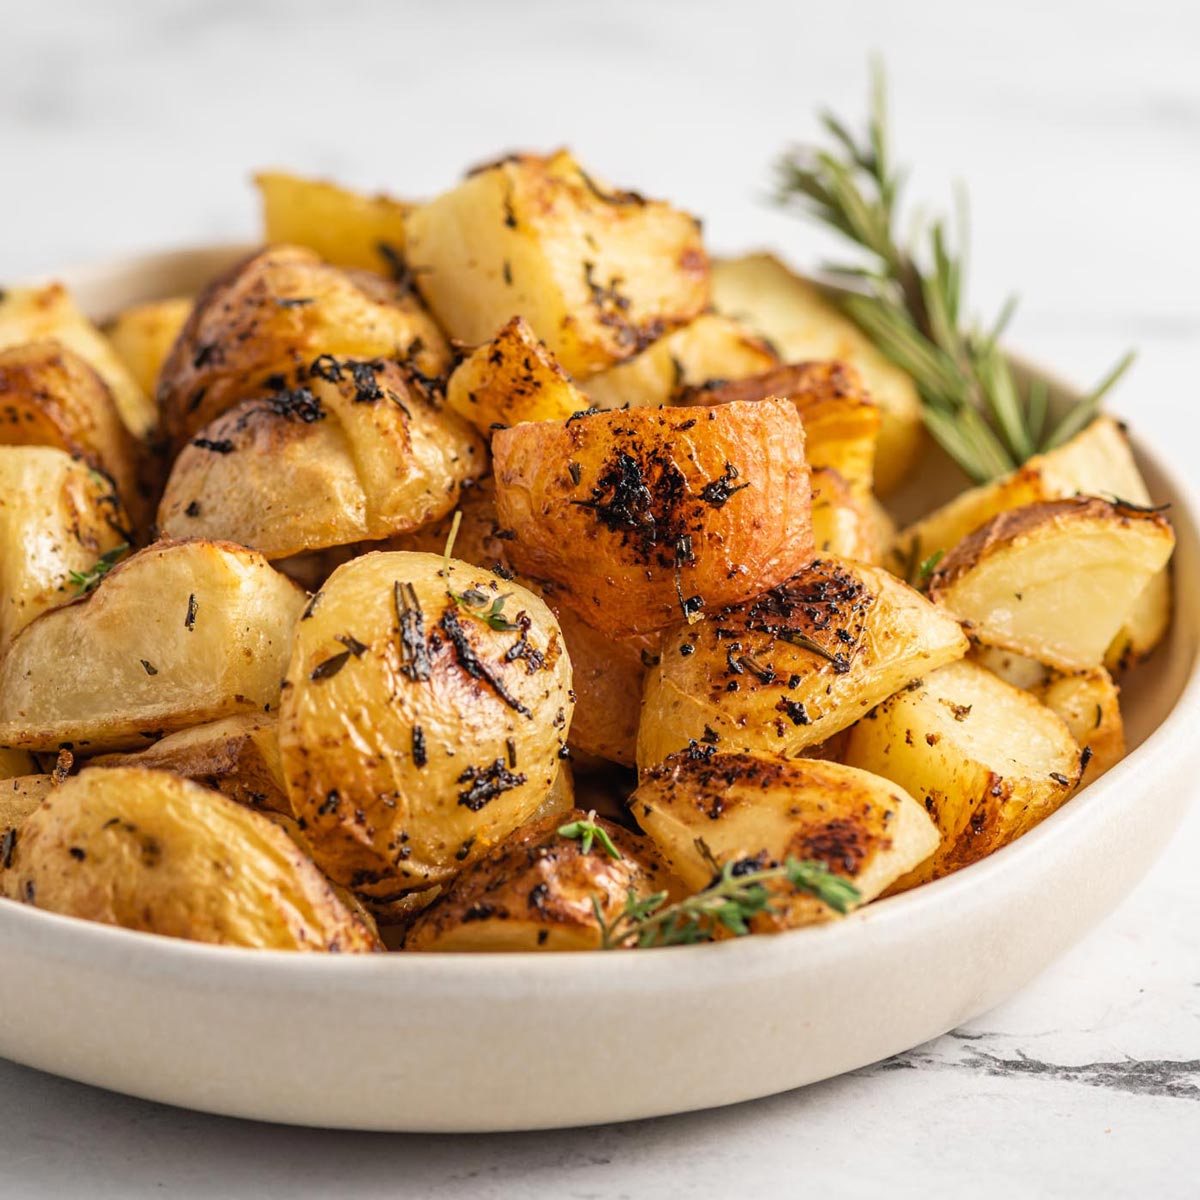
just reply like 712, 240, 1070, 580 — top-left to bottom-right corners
774, 64, 1134, 483
67, 543, 129, 595
558, 811, 622, 860
596, 853, 861, 949
441, 510, 519, 632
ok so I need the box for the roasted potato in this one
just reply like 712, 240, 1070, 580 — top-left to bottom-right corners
680, 360, 880, 496
631, 751, 938, 929
711, 254, 921, 493
278, 550, 574, 898
969, 645, 1048, 691
1105, 570, 1172, 674
404, 811, 677, 951
0, 446, 130, 653
0, 539, 306, 752
405, 150, 709, 377
0, 775, 52, 846
928, 498, 1175, 672
256, 171, 412, 273
104, 296, 193, 397
444, 316, 589, 437
493, 400, 814, 634
158, 357, 486, 558
1035, 668, 1125, 780
156, 245, 450, 450
810, 467, 886, 564
0, 767, 379, 951
89, 714, 288, 814
583, 314, 778, 410
638, 556, 969, 768
0, 749, 37, 781
842, 659, 1082, 888
0, 283, 157, 439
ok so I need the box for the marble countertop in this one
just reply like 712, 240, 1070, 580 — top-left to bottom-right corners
1, 0, 1197, 1194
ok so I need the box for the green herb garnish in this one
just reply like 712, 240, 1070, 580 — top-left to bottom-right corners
67, 543, 129, 595
916, 549, 944, 585
441, 510, 519, 631
558, 811, 622, 860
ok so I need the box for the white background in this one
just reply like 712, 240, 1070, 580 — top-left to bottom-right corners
2, 0, 1198, 1195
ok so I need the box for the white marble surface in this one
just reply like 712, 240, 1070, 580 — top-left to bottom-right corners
1, 0, 1198, 1194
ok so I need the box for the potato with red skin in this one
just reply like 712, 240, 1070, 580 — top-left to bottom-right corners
493, 400, 814, 635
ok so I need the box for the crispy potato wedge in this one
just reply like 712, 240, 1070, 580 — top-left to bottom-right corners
0, 768, 379, 951
583, 314, 778, 410
1104, 570, 1172, 674
158, 357, 486, 558
0, 539, 306, 753
1035, 668, 1125, 780
0, 283, 156, 438
279, 551, 574, 898
104, 296, 193, 397
711, 255, 921, 493
632, 752, 938, 929
89, 714, 288, 814
681, 361, 880, 496
843, 659, 1082, 888
445, 316, 588, 437
810, 467, 885, 564
0, 749, 37, 780
531, 763, 576, 824
0, 775, 53, 844
157, 245, 450, 450
638, 556, 969, 768
969, 645, 1048, 691
403, 811, 677, 951
493, 401, 814, 634
0, 446, 130, 653
256, 171, 412, 273
405, 150, 709, 377
928, 498, 1175, 672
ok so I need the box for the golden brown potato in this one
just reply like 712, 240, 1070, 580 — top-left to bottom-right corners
638, 556, 969, 768
810, 467, 885, 564
158, 357, 486, 558
493, 400, 814, 634
0, 539, 306, 753
0, 446, 130, 653
0, 775, 53, 847
631, 752, 938, 930
444, 316, 589, 437
928, 498, 1175, 672
530, 763, 576, 824
0, 283, 157, 438
104, 296, 193, 397
0, 341, 143, 519
969, 645, 1049, 691
583, 314, 778, 410
1105, 570, 1172, 674
403, 811, 678, 951
0, 768, 379, 951
680, 360, 881, 496
278, 550, 574, 899
405, 150, 709, 377
711, 255, 921, 493
89, 714, 289, 814
156, 245, 450, 450
1035, 668, 1125, 780
842, 659, 1082, 889
0, 749, 37, 781
256, 171, 412, 273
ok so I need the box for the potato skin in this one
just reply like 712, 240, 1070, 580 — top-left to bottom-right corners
403, 811, 678, 951
158, 357, 486, 558
157, 245, 450, 451
0, 768, 379, 951
638, 556, 969, 768
279, 551, 574, 898
494, 400, 814, 634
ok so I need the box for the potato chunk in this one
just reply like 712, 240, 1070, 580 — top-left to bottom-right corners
493, 401, 814, 634
1035, 668, 1125, 780
0, 775, 52, 842
928, 498, 1174, 672
404, 812, 677, 951
711, 255, 921, 493
278, 551, 574, 898
405, 150, 709, 377
638, 556, 968, 768
810, 467, 886, 564
104, 296, 193, 397
631, 752, 938, 929
842, 659, 1082, 888
0, 539, 306, 752
0, 767, 379, 951
256, 171, 411, 273
158, 357, 486, 558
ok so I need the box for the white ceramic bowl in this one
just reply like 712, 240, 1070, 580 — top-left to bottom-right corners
0, 246, 1196, 1132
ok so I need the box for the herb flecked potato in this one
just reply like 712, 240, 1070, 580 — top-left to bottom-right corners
493, 400, 815, 634
0, 768, 380, 951
278, 550, 574, 899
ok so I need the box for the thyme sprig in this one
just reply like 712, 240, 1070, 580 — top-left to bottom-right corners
595, 851, 862, 949
774, 64, 1134, 483
558, 811, 622, 860
67, 543, 129, 595
441, 510, 519, 632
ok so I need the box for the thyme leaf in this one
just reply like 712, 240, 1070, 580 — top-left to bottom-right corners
558, 811, 622, 860
67, 543, 129, 595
